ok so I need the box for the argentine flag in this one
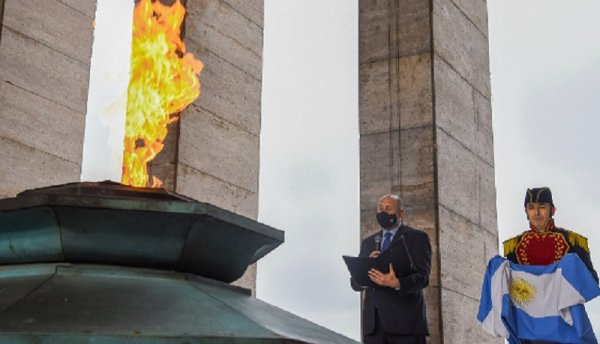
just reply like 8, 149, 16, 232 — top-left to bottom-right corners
477, 254, 600, 343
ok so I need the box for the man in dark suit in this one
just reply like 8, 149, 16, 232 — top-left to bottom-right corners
352, 194, 432, 344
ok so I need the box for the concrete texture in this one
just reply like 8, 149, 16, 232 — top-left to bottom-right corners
0, 0, 95, 197
148, 120, 180, 193
433, 0, 498, 339
0, 0, 5, 45
0, 81, 84, 164
433, 0, 491, 98
359, 0, 500, 342
3, 0, 94, 66
360, 0, 430, 63
360, 54, 434, 135
0, 137, 81, 197
178, 106, 260, 195
175, 0, 264, 292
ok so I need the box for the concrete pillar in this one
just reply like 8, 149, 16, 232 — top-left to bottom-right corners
359, 0, 500, 342
0, 0, 5, 44
175, 0, 264, 291
0, 0, 96, 197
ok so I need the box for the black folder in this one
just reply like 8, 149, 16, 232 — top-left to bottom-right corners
343, 255, 389, 288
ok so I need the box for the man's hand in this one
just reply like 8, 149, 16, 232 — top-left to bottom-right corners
369, 250, 381, 258
368, 263, 400, 288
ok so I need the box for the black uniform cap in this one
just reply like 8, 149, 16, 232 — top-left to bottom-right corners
524, 187, 554, 207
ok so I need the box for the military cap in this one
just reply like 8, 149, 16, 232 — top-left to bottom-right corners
524, 187, 554, 207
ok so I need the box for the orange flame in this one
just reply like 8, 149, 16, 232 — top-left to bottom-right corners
121, 0, 203, 188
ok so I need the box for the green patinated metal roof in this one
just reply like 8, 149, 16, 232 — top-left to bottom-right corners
0, 181, 284, 283
0, 182, 358, 343
0, 263, 356, 343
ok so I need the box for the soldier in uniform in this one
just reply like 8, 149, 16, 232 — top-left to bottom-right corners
503, 187, 598, 344
503, 187, 597, 283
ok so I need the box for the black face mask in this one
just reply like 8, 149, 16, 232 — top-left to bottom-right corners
376, 212, 398, 229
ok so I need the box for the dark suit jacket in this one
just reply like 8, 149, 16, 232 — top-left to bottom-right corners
352, 224, 432, 336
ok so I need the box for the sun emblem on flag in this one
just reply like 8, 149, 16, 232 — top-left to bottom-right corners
509, 277, 537, 306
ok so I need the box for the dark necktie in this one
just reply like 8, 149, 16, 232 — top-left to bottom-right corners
382, 231, 392, 252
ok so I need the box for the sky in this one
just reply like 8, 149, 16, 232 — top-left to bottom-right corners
257, 0, 360, 340
81, 0, 133, 182
257, 0, 600, 341
488, 0, 600, 332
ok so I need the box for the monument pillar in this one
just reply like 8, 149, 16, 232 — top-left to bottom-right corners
174, 0, 264, 291
359, 0, 500, 342
0, 0, 96, 197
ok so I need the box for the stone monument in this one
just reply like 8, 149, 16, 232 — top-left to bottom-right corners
359, 0, 500, 342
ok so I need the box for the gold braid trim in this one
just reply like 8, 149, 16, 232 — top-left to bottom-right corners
503, 236, 519, 257
565, 229, 590, 253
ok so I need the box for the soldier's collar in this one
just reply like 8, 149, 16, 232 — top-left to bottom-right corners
528, 219, 556, 233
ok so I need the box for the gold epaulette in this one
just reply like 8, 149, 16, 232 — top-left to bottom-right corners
565, 229, 590, 253
503, 236, 519, 257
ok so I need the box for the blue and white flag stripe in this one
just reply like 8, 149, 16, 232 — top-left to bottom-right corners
479, 256, 510, 338
477, 253, 600, 343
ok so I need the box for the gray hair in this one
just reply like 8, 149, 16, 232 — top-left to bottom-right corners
378, 193, 403, 210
